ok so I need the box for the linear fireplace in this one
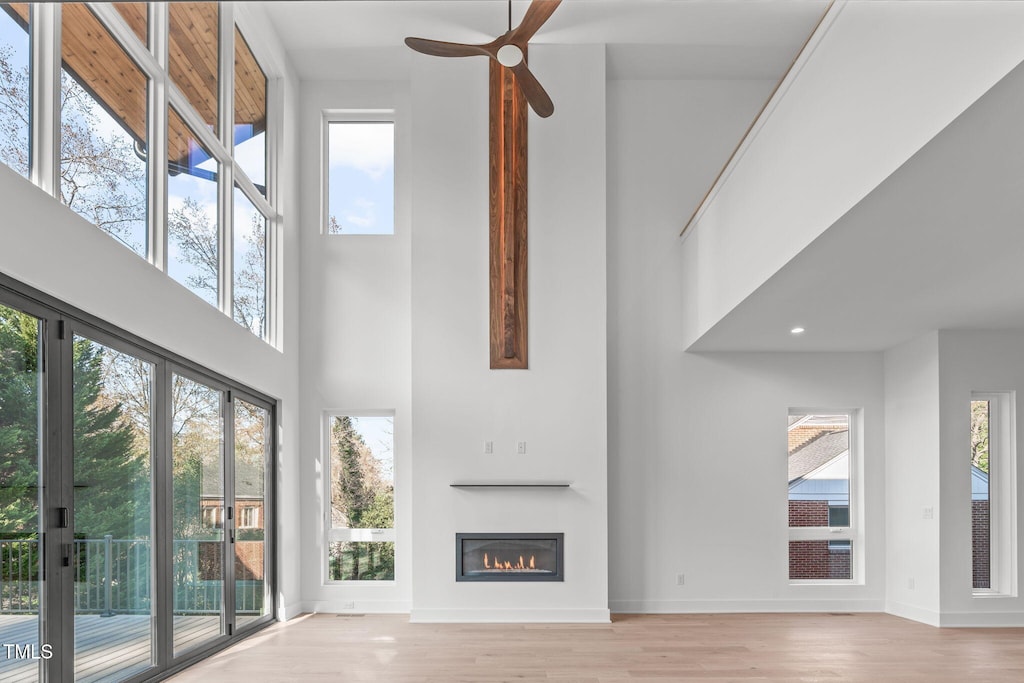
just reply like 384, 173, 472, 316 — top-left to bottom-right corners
456, 533, 564, 582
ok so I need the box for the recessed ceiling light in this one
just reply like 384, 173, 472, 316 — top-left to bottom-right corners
790, 327, 805, 335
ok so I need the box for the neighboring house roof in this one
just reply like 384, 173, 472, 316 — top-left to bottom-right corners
788, 430, 848, 484
972, 464, 989, 501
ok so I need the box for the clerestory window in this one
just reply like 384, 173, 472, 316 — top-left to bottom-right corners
0, 3, 277, 343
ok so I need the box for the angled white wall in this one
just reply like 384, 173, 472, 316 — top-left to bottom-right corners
408, 44, 609, 622
682, 0, 1024, 348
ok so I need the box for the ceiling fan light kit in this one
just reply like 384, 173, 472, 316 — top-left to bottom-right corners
404, 0, 561, 118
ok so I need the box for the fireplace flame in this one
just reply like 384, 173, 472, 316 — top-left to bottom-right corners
483, 552, 536, 571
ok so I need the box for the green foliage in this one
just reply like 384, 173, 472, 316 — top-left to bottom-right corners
0, 304, 149, 539
72, 339, 149, 539
0, 305, 39, 535
329, 417, 395, 580
971, 400, 990, 474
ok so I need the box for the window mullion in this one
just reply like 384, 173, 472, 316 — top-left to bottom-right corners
218, 4, 234, 317
167, 84, 231, 169
30, 2, 60, 196
789, 527, 852, 542
150, 2, 169, 272
86, 3, 160, 79
264, 76, 281, 348
233, 166, 275, 219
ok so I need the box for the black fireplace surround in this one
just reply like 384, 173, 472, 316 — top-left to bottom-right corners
456, 533, 564, 582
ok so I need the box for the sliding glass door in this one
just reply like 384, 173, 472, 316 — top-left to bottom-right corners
72, 334, 154, 682
171, 373, 225, 655
0, 279, 275, 682
233, 399, 269, 629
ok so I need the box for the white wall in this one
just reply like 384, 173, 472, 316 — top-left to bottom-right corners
938, 330, 1024, 626
883, 333, 942, 625
608, 79, 886, 613
271, 25, 304, 622
298, 79, 413, 613
408, 44, 609, 622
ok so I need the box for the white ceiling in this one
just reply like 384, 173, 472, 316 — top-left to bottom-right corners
262, 0, 829, 80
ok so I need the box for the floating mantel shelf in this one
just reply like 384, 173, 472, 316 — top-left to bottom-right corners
450, 482, 571, 489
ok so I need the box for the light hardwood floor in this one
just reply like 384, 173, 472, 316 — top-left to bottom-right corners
166, 612, 1024, 682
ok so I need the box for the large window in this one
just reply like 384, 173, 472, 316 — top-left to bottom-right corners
788, 412, 856, 582
971, 391, 1017, 596
232, 185, 266, 337
327, 414, 395, 582
168, 106, 219, 307
324, 117, 395, 235
234, 27, 266, 195
60, 3, 149, 257
0, 3, 277, 343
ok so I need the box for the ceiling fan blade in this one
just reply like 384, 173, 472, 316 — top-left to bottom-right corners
510, 0, 562, 45
510, 62, 554, 118
404, 37, 490, 58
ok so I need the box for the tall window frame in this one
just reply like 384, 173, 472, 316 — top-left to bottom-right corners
971, 391, 1017, 597
323, 410, 397, 584
787, 408, 863, 585
321, 109, 396, 236
0, 3, 280, 344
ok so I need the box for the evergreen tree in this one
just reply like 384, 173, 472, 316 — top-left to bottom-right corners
0, 305, 40, 535
0, 304, 147, 538
329, 417, 394, 580
72, 338, 148, 539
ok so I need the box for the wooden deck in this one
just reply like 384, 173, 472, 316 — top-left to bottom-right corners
0, 614, 219, 683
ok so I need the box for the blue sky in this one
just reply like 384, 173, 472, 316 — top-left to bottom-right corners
327, 122, 394, 235
347, 416, 394, 484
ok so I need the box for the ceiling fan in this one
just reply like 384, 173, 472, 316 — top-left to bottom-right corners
404, 0, 562, 118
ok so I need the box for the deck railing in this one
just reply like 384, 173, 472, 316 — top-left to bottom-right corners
1, 538, 263, 616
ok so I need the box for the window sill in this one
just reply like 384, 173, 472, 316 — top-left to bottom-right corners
789, 579, 861, 586
972, 590, 1016, 598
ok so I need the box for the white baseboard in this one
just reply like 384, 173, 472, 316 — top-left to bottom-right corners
608, 598, 885, 614
277, 601, 309, 620
410, 607, 611, 623
939, 611, 1024, 627
884, 601, 941, 626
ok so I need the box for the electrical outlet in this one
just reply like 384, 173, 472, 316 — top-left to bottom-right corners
484, 441, 493, 454
341, 601, 355, 609
676, 573, 685, 586
907, 578, 915, 590
922, 507, 934, 520
517, 441, 527, 454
